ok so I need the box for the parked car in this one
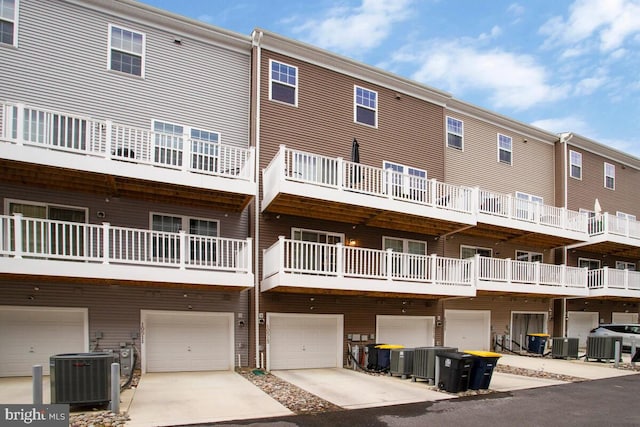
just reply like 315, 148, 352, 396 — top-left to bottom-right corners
589, 324, 640, 352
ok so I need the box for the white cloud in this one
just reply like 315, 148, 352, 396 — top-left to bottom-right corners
574, 75, 607, 96
291, 0, 412, 55
404, 40, 569, 110
530, 116, 592, 135
540, 0, 640, 53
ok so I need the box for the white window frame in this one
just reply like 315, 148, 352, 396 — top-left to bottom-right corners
291, 227, 344, 243
354, 85, 378, 128
460, 245, 492, 259
578, 257, 601, 270
0, 0, 18, 47
382, 236, 428, 255
151, 119, 221, 169
617, 211, 636, 221
569, 150, 582, 180
107, 23, 146, 77
383, 161, 427, 200
497, 133, 512, 165
149, 212, 219, 235
269, 59, 298, 106
604, 162, 615, 190
515, 250, 543, 263
446, 116, 463, 150
616, 261, 636, 271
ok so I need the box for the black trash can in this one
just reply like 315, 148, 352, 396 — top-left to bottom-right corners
527, 334, 549, 354
464, 351, 501, 390
436, 352, 475, 393
366, 343, 383, 370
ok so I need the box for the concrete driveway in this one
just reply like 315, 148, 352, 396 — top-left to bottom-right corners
272, 368, 450, 409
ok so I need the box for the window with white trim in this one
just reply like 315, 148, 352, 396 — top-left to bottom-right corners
578, 258, 600, 270
604, 162, 615, 190
498, 133, 512, 165
269, 59, 297, 105
383, 236, 427, 279
0, 0, 17, 46
151, 120, 221, 171
460, 245, 492, 259
569, 150, 582, 179
446, 117, 463, 150
515, 250, 543, 263
291, 228, 344, 273
151, 213, 219, 263
108, 24, 145, 77
515, 191, 543, 221
383, 161, 427, 201
616, 261, 636, 271
354, 86, 377, 127
617, 211, 636, 221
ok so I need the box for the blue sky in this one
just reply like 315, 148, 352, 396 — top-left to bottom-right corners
141, 0, 640, 158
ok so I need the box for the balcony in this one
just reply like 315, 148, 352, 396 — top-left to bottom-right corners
262, 145, 476, 235
587, 267, 640, 297
574, 214, 640, 259
0, 102, 255, 211
475, 255, 589, 297
262, 237, 475, 297
473, 190, 588, 247
0, 214, 253, 288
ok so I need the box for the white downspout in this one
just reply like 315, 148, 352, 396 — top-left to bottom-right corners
252, 30, 263, 369
560, 132, 573, 338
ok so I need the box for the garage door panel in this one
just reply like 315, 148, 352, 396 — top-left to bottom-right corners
268, 314, 342, 370
143, 311, 232, 373
0, 307, 86, 377
377, 316, 435, 348
444, 310, 491, 351
567, 311, 599, 347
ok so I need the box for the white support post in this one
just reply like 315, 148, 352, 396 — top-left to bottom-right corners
505, 258, 512, 283
507, 194, 513, 218
386, 169, 393, 199
603, 266, 609, 289
337, 157, 344, 190
179, 230, 186, 270
278, 236, 286, 271
624, 269, 629, 290
248, 146, 256, 181
561, 264, 567, 288
430, 254, 438, 282
16, 103, 25, 145
102, 222, 110, 264
105, 120, 113, 159
386, 248, 394, 280
336, 242, 344, 278
13, 213, 23, 259
474, 254, 481, 282
534, 261, 541, 286
182, 131, 191, 172
246, 238, 253, 274
430, 179, 438, 206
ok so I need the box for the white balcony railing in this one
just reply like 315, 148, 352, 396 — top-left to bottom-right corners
588, 213, 640, 241
476, 255, 587, 289
478, 190, 587, 233
587, 267, 640, 291
271, 146, 474, 214
263, 237, 474, 287
0, 102, 254, 181
0, 214, 252, 273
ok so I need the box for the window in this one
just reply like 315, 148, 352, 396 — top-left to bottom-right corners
354, 86, 377, 127
446, 117, 463, 150
497, 134, 512, 165
515, 192, 543, 221
151, 120, 221, 171
151, 213, 218, 263
569, 150, 582, 179
108, 24, 145, 77
461, 245, 492, 259
604, 162, 615, 190
269, 60, 297, 105
383, 161, 427, 202
384, 237, 427, 279
578, 258, 601, 270
516, 251, 543, 263
291, 228, 343, 273
0, 0, 17, 46
616, 261, 636, 271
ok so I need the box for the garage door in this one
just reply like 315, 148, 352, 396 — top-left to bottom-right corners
567, 311, 599, 347
267, 313, 343, 371
142, 310, 233, 373
376, 315, 435, 347
612, 312, 638, 323
444, 310, 491, 351
0, 306, 87, 377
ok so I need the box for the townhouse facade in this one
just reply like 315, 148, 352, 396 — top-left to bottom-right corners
0, 0, 638, 377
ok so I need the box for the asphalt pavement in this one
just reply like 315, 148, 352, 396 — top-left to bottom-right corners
212, 374, 640, 427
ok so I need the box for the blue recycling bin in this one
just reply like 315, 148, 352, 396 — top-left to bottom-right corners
527, 334, 549, 354
464, 351, 501, 390
375, 344, 403, 370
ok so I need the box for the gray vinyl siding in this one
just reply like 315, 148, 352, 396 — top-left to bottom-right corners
444, 111, 556, 204
1, 0, 251, 149
0, 281, 251, 367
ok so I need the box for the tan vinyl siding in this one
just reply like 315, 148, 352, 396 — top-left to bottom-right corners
444, 111, 555, 203
2, 0, 251, 149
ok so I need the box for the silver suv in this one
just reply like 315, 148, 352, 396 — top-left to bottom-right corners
589, 324, 640, 352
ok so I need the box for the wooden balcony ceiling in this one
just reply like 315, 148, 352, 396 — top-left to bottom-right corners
571, 241, 640, 259
264, 284, 444, 300
461, 223, 583, 249
1, 160, 251, 212
477, 290, 569, 299
264, 193, 470, 235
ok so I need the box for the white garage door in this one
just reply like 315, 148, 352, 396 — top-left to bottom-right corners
142, 310, 233, 373
567, 311, 599, 347
444, 310, 491, 351
612, 312, 638, 323
267, 313, 343, 371
0, 306, 87, 377
376, 315, 435, 348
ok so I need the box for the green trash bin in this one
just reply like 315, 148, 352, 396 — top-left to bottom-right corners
464, 351, 501, 390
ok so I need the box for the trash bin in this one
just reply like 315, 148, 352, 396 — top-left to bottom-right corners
527, 333, 549, 354
375, 344, 404, 371
464, 351, 501, 390
366, 343, 383, 370
436, 352, 475, 393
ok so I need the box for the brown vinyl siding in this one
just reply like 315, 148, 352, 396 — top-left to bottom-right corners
566, 298, 639, 323
443, 235, 556, 264
444, 111, 555, 204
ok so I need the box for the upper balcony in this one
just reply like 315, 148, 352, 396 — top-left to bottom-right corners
0, 214, 253, 289
263, 146, 476, 235
587, 267, 640, 298
473, 190, 589, 248
261, 237, 475, 297
0, 102, 256, 211
572, 214, 640, 259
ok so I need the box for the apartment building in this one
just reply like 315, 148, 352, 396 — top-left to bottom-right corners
0, 0, 255, 376
1, 0, 638, 378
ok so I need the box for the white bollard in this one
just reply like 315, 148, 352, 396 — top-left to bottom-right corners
32, 365, 43, 405
631, 337, 637, 367
110, 363, 120, 413
614, 340, 621, 368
